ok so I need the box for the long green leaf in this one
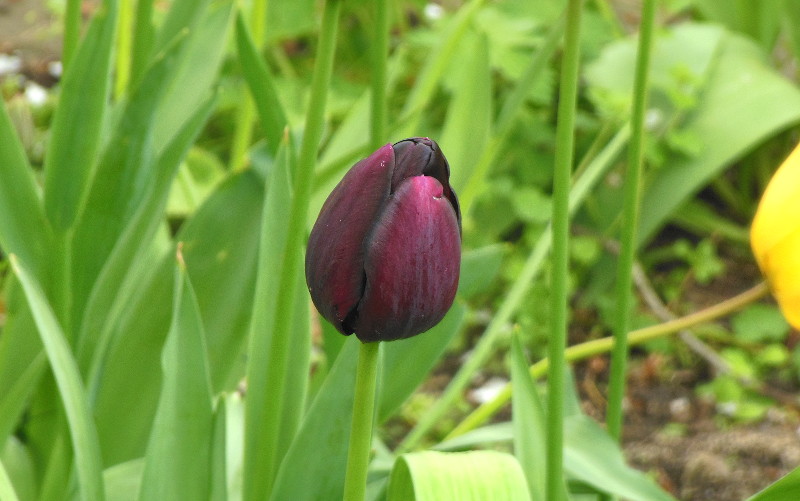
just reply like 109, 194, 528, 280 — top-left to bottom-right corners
138, 255, 214, 501
235, 11, 289, 156
510, 335, 548, 501
9, 255, 105, 501
0, 99, 50, 280
43, 0, 119, 231
746, 465, 800, 501
244, 133, 299, 495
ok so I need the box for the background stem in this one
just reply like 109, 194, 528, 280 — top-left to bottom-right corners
546, 1, 583, 499
606, 0, 657, 443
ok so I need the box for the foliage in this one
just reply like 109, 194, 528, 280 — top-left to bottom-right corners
1, 0, 799, 499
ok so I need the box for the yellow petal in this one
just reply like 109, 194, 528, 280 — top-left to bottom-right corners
751, 142, 800, 266
756, 224, 800, 329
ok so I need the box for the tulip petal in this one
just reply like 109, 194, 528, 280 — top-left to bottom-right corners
392, 138, 461, 227
758, 224, 800, 329
751, 143, 800, 264
353, 176, 461, 342
305, 143, 395, 333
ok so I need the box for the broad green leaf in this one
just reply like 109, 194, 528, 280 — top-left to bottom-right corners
43, 0, 118, 231
93, 170, 263, 466
510, 335, 548, 501
270, 339, 359, 501
154, 0, 213, 54
10, 255, 105, 501
387, 450, 531, 501
440, 30, 492, 192
265, 0, 315, 41
0, 351, 45, 449
746, 464, 800, 501
69, 29, 192, 332
138, 258, 214, 501
0, 99, 50, 281
378, 303, 466, 423
236, 11, 290, 156
104, 459, 143, 501
638, 29, 800, 243
79, 96, 217, 383
0, 456, 20, 501
458, 244, 506, 298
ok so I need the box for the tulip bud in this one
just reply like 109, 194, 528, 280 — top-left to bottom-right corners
305, 138, 462, 342
751, 142, 800, 329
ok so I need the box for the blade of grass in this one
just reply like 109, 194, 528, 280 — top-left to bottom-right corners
397, 125, 630, 453
545, 1, 583, 498
606, 0, 656, 443
370, 0, 389, 149
114, 0, 135, 98
137, 249, 214, 501
0, 352, 45, 448
130, 0, 155, 86
9, 255, 105, 501
62, 0, 82, 69
243, 0, 342, 497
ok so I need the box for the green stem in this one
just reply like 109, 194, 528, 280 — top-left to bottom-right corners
606, 0, 656, 442
546, 1, 582, 498
396, 125, 630, 453
343, 342, 381, 501
242, 1, 340, 499
447, 281, 770, 439
370, 0, 389, 150
63, 0, 82, 70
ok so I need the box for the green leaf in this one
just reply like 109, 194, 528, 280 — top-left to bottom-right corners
270, 339, 359, 501
0, 456, 21, 501
236, 11, 289, 156
746, 464, 800, 500
563, 415, 675, 501
1, 436, 36, 501
0, 351, 45, 449
244, 133, 304, 496
43, 0, 118, 230
731, 304, 790, 344
458, 245, 506, 298
104, 459, 143, 501
9, 255, 105, 501
79, 96, 216, 378
387, 450, 531, 501
0, 98, 51, 281
638, 28, 800, 243
92, 170, 263, 466
510, 335, 548, 501
138, 257, 214, 501
378, 303, 466, 423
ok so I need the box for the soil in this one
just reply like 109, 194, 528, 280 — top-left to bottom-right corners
3, 2, 800, 500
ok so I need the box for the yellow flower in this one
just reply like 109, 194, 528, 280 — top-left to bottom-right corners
751, 142, 800, 329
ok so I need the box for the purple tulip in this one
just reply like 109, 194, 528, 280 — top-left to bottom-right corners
305, 138, 461, 342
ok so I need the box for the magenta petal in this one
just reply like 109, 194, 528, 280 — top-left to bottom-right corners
353, 176, 461, 342
305, 143, 395, 333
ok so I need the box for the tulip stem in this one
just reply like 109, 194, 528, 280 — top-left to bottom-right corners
343, 341, 381, 501
547, 0, 582, 499
606, 0, 657, 445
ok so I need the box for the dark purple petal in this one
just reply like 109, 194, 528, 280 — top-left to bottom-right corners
352, 176, 461, 342
305, 143, 395, 333
392, 137, 461, 229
